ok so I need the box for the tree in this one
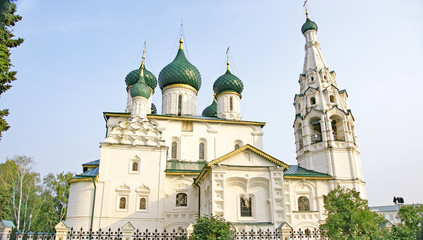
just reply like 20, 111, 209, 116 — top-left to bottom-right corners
0, 156, 41, 232
390, 204, 423, 240
190, 215, 235, 240
31, 172, 74, 232
0, 0, 23, 140
320, 186, 388, 240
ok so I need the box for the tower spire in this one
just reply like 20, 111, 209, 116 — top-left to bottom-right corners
303, 0, 309, 19
179, 21, 184, 50
140, 41, 146, 77
226, 47, 230, 71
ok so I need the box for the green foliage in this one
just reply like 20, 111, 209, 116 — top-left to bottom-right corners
32, 172, 74, 232
0, 190, 11, 219
320, 186, 388, 240
390, 204, 423, 240
190, 215, 235, 240
0, 156, 74, 233
0, 1, 23, 140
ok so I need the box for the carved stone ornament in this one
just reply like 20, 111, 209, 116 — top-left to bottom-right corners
105, 116, 164, 147
135, 184, 151, 194
116, 184, 131, 193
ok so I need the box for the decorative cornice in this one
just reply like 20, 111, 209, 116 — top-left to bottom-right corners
284, 176, 332, 180
165, 172, 200, 176
162, 84, 198, 95
215, 91, 242, 99
104, 112, 266, 126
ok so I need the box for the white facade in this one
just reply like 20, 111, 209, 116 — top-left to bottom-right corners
65, 17, 366, 232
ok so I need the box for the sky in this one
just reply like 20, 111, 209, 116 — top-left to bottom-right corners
0, 0, 422, 207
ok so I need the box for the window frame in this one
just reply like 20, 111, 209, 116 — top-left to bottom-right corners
116, 194, 129, 211
175, 192, 188, 207
298, 196, 311, 212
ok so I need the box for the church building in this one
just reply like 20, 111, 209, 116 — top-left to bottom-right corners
65, 14, 366, 231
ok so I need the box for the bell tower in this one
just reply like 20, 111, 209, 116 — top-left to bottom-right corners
293, 12, 366, 195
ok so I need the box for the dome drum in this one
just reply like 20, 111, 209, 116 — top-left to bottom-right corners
162, 83, 198, 96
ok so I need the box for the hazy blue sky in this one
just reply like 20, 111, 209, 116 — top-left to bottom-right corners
0, 0, 422, 206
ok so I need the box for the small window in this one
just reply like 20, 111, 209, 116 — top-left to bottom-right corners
139, 197, 147, 210
119, 197, 127, 209
298, 196, 310, 211
199, 143, 205, 160
171, 142, 177, 159
235, 144, 240, 150
311, 77, 314, 81
310, 97, 316, 105
176, 193, 187, 207
330, 95, 335, 103
178, 95, 182, 116
324, 76, 327, 80
229, 96, 233, 111
240, 197, 252, 217
132, 162, 139, 172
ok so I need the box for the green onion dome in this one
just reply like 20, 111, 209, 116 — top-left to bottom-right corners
213, 70, 244, 95
130, 75, 151, 99
301, 17, 318, 34
158, 48, 202, 91
125, 67, 157, 91
202, 100, 217, 117
151, 103, 157, 114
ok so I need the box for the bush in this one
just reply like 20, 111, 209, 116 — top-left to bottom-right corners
190, 215, 235, 240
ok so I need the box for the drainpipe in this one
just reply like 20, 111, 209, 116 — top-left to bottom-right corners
89, 178, 96, 240
193, 179, 200, 219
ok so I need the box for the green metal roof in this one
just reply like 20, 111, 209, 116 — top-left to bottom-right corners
82, 159, 99, 166
213, 70, 244, 95
202, 100, 217, 117
284, 165, 331, 178
301, 18, 318, 34
151, 103, 157, 114
158, 48, 202, 91
125, 67, 157, 90
166, 160, 206, 173
72, 167, 99, 179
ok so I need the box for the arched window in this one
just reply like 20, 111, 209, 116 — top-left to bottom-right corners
139, 197, 147, 210
298, 196, 310, 211
132, 162, 138, 172
178, 95, 182, 116
240, 197, 252, 217
229, 96, 233, 111
171, 142, 177, 159
310, 118, 322, 144
119, 197, 126, 209
330, 116, 345, 141
310, 97, 316, 105
199, 143, 205, 160
330, 95, 335, 103
176, 193, 187, 207
296, 123, 303, 149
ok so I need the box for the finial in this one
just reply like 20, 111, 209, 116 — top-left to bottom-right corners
303, 0, 309, 19
179, 21, 184, 50
140, 41, 146, 77
226, 47, 230, 71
